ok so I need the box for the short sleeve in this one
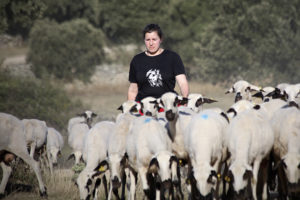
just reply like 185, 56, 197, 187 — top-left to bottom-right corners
173, 53, 185, 76
129, 59, 137, 83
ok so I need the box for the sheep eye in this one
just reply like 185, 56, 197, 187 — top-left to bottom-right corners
160, 100, 164, 107
282, 160, 287, 169
130, 105, 138, 113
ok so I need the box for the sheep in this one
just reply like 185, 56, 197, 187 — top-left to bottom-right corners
76, 120, 115, 200
126, 115, 180, 200
185, 109, 229, 199
225, 80, 261, 102
0, 112, 47, 197
21, 118, 48, 159
226, 106, 274, 200
106, 100, 142, 200
67, 110, 97, 134
271, 106, 300, 199
157, 92, 189, 160
187, 93, 217, 113
68, 122, 89, 165
46, 127, 64, 175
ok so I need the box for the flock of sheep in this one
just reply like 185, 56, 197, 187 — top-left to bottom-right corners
0, 80, 300, 200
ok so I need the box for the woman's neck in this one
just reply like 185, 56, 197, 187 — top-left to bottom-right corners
145, 48, 164, 56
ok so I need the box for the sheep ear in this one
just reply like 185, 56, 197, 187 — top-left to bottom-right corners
92, 113, 97, 118
120, 153, 129, 168
227, 108, 237, 117
67, 153, 75, 161
117, 105, 123, 112
178, 97, 188, 105
203, 98, 217, 104
94, 160, 109, 172
77, 113, 85, 117
148, 158, 159, 174
252, 92, 264, 100
220, 112, 230, 123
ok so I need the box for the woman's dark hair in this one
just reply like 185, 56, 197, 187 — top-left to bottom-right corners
143, 24, 163, 39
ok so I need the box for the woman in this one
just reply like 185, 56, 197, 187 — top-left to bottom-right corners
127, 24, 189, 101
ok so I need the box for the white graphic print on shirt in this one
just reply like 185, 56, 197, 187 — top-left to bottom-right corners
146, 69, 163, 87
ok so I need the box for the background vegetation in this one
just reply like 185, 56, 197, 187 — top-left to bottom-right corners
1, 0, 299, 84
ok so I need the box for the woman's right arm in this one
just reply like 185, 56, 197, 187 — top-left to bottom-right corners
127, 83, 138, 100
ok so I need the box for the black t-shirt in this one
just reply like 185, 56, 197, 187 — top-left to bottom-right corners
129, 49, 185, 101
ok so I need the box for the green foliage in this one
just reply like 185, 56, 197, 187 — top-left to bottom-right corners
0, 74, 82, 130
43, 0, 100, 26
193, 0, 300, 84
28, 19, 106, 82
2, 0, 300, 84
0, 0, 47, 37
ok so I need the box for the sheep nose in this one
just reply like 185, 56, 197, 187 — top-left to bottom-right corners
289, 101, 299, 108
161, 179, 172, 190
166, 110, 175, 121
145, 111, 152, 116
235, 92, 242, 102
112, 176, 121, 189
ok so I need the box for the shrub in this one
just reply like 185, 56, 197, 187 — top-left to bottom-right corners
28, 19, 106, 82
0, 73, 83, 130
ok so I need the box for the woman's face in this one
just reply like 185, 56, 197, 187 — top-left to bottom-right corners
144, 31, 162, 55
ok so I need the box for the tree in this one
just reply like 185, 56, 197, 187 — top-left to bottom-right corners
0, 0, 47, 37
28, 19, 106, 82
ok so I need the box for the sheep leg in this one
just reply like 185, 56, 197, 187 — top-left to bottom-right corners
46, 151, 53, 175
252, 158, 262, 200
107, 180, 113, 200
127, 170, 136, 200
102, 174, 108, 199
121, 170, 126, 200
138, 167, 151, 198
29, 142, 36, 158
0, 162, 12, 195
13, 149, 47, 196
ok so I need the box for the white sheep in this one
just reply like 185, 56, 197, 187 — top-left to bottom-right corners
46, 127, 64, 175
67, 110, 97, 134
106, 100, 141, 200
21, 118, 48, 159
126, 116, 179, 200
76, 120, 115, 200
226, 106, 274, 200
0, 112, 47, 197
271, 106, 300, 197
225, 80, 261, 102
185, 109, 229, 199
68, 122, 89, 165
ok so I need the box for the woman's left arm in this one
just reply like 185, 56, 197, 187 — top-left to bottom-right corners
176, 74, 189, 98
